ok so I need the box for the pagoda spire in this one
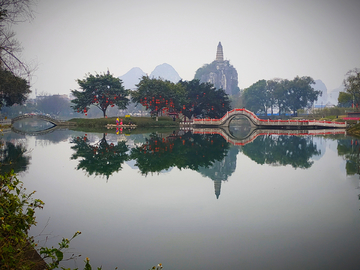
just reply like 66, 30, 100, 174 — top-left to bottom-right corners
214, 180, 222, 199
216, 42, 224, 62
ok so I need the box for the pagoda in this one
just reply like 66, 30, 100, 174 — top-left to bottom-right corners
216, 42, 224, 62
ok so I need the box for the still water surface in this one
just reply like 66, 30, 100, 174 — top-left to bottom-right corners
2, 127, 360, 270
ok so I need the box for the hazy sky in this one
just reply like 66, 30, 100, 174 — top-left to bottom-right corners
13, 0, 360, 97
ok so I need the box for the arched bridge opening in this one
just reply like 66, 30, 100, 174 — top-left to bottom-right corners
11, 115, 62, 126
225, 114, 258, 128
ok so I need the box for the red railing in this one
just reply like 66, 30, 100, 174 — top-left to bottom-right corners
193, 108, 346, 126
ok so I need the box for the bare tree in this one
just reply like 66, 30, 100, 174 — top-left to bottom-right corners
0, 0, 37, 77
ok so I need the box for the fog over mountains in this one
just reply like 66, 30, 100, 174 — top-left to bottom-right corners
119, 63, 181, 90
312, 79, 344, 106
119, 67, 146, 90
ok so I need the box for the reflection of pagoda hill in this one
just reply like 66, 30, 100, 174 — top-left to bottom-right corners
198, 146, 239, 199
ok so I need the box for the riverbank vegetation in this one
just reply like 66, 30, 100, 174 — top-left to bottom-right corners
297, 107, 348, 121
346, 123, 360, 137
68, 115, 180, 128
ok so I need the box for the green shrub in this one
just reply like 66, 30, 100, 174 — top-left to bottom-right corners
0, 171, 45, 269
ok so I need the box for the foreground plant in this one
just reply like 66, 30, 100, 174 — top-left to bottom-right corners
149, 263, 163, 270
0, 170, 44, 269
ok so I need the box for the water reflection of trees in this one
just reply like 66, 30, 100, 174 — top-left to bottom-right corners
130, 132, 230, 175
338, 138, 360, 175
0, 141, 31, 174
69, 131, 325, 183
70, 134, 129, 179
242, 135, 321, 168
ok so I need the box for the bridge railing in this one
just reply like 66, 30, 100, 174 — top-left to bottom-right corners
11, 114, 62, 125
193, 108, 262, 126
192, 108, 347, 128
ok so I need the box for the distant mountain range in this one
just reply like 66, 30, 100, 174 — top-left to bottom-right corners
119, 63, 181, 90
313, 80, 328, 105
312, 79, 345, 106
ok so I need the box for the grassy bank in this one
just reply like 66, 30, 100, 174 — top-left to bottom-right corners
68, 116, 180, 128
347, 123, 360, 137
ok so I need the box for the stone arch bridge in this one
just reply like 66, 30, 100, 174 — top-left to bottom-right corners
11, 114, 69, 126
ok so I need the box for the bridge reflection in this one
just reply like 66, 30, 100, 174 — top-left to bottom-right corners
11, 125, 64, 136
187, 127, 346, 146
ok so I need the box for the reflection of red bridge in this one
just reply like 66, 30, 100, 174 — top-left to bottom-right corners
191, 128, 346, 146
192, 108, 347, 129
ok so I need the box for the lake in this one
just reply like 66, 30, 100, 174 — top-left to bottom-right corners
2, 125, 360, 270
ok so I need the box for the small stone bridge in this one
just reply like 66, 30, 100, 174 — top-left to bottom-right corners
191, 108, 347, 129
11, 114, 69, 126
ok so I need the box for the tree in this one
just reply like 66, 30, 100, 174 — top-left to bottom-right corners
338, 92, 352, 108
37, 94, 71, 116
179, 79, 231, 119
0, 68, 30, 109
242, 77, 321, 116
71, 71, 129, 118
283, 76, 321, 115
0, 0, 36, 77
343, 68, 360, 110
272, 79, 289, 115
266, 79, 283, 115
242, 80, 267, 115
0, 1, 35, 109
131, 76, 185, 121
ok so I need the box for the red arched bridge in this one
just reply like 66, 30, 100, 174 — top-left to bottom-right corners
191, 108, 347, 129
11, 114, 68, 126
